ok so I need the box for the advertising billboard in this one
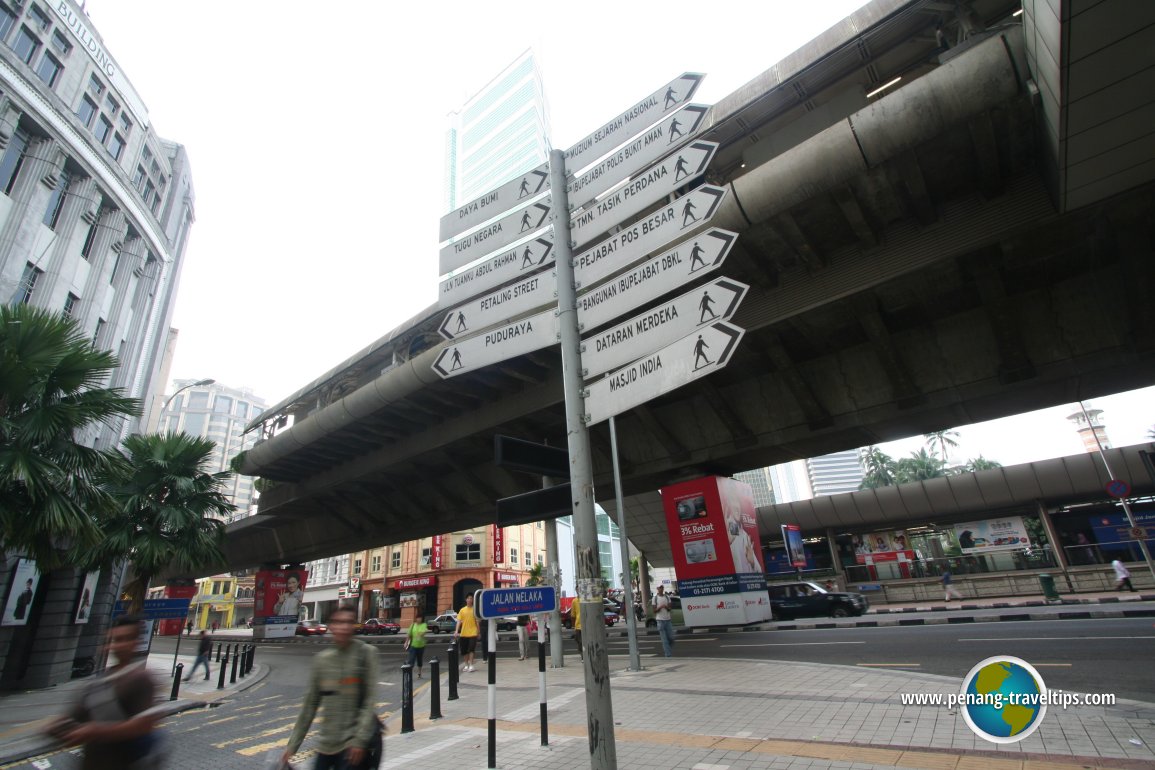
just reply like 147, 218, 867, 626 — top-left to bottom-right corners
660, 476, 771, 627
253, 568, 308, 638
952, 516, 1030, 554
74, 570, 100, 624
2, 559, 40, 627
781, 524, 806, 568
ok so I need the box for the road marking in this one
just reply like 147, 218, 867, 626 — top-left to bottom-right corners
673, 637, 718, 642
212, 720, 296, 748
720, 641, 866, 648
960, 636, 1155, 641
857, 663, 921, 667
1031, 663, 1073, 667
382, 731, 473, 767
503, 686, 584, 720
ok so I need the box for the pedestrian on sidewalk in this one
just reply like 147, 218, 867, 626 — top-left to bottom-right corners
185, 620, 193, 636
943, 571, 964, 601
572, 599, 584, 662
185, 631, 212, 682
47, 615, 168, 769
1112, 560, 1135, 592
281, 606, 381, 770
654, 585, 675, 657
516, 614, 530, 660
405, 611, 428, 679
211, 620, 218, 633
454, 594, 480, 673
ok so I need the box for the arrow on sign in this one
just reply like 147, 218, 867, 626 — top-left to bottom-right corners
564, 72, 704, 175
570, 141, 718, 250
567, 104, 710, 211
439, 268, 555, 341
439, 198, 552, 277
577, 228, 737, 332
583, 321, 745, 426
439, 166, 550, 243
432, 307, 558, 379
439, 235, 554, 311
574, 185, 729, 290
581, 277, 748, 380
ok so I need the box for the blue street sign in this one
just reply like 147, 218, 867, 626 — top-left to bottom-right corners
113, 598, 192, 620
477, 586, 557, 619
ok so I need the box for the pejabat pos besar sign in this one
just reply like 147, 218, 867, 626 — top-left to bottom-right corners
660, 476, 771, 627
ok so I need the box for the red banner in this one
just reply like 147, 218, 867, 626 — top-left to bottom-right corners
494, 571, 520, 584
662, 477, 734, 579
255, 569, 308, 619
493, 525, 504, 564
432, 535, 443, 569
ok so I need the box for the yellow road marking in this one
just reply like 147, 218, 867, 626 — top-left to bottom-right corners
212, 719, 296, 748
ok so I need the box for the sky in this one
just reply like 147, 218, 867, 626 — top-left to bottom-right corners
84, 2, 1155, 466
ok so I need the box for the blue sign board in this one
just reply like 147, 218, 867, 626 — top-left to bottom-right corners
113, 598, 192, 620
477, 586, 557, 619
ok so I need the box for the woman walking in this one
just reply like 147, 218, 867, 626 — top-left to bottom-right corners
405, 611, 429, 678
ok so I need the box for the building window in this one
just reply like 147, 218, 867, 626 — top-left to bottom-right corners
11, 26, 39, 65
211, 581, 221, 595
537, 554, 544, 566
166, 395, 183, 412
213, 395, 232, 414
118, 113, 131, 135
103, 93, 118, 115
35, 52, 60, 87
50, 30, 69, 55
95, 115, 112, 144
186, 390, 208, 409
524, 551, 532, 567
370, 554, 382, 573
62, 292, 78, 318
510, 547, 518, 565
353, 558, 362, 575
43, 169, 70, 229
132, 165, 145, 189
77, 95, 97, 128
0, 6, 15, 40
0, 129, 28, 195
93, 318, 105, 345
10, 262, 41, 304
108, 132, 125, 161
455, 542, 481, 562
29, 5, 50, 31
421, 547, 432, 565
87, 74, 104, 97
390, 550, 400, 569
221, 581, 231, 594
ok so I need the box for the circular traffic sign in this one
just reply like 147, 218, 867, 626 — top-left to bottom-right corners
1105, 479, 1131, 498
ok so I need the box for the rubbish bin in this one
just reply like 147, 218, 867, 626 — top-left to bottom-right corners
1037, 573, 1061, 603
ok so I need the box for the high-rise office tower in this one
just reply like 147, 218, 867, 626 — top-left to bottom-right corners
734, 468, 776, 508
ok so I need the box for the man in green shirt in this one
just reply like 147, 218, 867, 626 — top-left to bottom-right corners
281, 606, 379, 769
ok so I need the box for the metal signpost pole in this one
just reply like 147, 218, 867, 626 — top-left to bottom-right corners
549, 148, 617, 769
543, 479, 564, 669
609, 416, 642, 671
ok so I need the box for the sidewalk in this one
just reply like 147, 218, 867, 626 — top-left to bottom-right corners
0, 646, 268, 765
380, 653, 1155, 770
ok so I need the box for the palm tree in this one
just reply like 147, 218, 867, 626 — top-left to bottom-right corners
525, 562, 544, 587
1148, 426, 1155, 441
964, 456, 1002, 472
0, 304, 138, 569
91, 432, 234, 613
895, 448, 947, 482
859, 447, 897, 489
923, 429, 961, 464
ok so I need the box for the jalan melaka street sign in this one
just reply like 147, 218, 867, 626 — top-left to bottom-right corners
577, 228, 737, 331
569, 141, 717, 250
477, 586, 558, 618
431, 307, 558, 379
566, 104, 709, 211
439, 268, 555, 341
440, 167, 550, 243
439, 198, 552, 276
583, 321, 745, 425
573, 185, 728, 290
438, 234, 554, 311
581, 277, 748, 380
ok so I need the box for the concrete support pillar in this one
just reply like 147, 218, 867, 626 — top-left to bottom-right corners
37, 175, 99, 306
0, 137, 63, 273
76, 208, 127, 332
636, 551, 651, 617
96, 235, 145, 353
1036, 501, 1072, 590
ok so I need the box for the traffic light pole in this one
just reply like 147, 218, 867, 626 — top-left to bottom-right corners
549, 148, 617, 769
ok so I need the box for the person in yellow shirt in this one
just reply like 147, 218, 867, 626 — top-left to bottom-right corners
571, 599, 584, 662
454, 594, 480, 673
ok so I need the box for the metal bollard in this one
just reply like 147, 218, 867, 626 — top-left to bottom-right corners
239, 645, 247, 678
447, 643, 459, 701
429, 657, 442, 720
170, 663, 184, 701
217, 650, 228, 690
215, 643, 222, 663
246, 644, 254, 674
400, 663, 414, 734
230, 645, 239, 684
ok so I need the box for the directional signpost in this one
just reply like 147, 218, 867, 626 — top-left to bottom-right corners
440, 166, 550, 243
581, 277, 748, 380
477, 586, 558, 619
439, 235, 554, 311
432, 307, 557, 379
440, 267, 555, 341
439, 198, 552, 276
577, 228, 737, 331
584, 322, 746, 426
569, 141, 718, 250
113, 598, 192, 620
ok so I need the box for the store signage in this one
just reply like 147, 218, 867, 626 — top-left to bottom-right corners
493, 524, 504, 564
395, 575, 437, 590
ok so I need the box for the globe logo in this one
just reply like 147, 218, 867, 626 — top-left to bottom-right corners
960, 656, 1048, 743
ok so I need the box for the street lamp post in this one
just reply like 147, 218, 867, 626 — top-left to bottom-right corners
162, 378, 215, 415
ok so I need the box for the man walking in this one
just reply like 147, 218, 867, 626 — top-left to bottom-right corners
281, 606, 380, 769
454, 594, 480, 673
185, 631, 212, 682
654, 586, 675, 658
942, 571, 964, 601
515, 614, 530, 661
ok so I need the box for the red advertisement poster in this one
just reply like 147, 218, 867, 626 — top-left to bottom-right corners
432, 535, 443, 569
661, 477, 735, 580
255, 569, 308, 619
493, 525, 504, 564
717, 476, 766, 575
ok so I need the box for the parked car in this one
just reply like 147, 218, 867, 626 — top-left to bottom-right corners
561, 600, 622, 629
494, 617, 518, 632
358, 618, 401, 635
296, 620, 327, 636
428, 613, 458, 634
767, 581, 869, 620
604, 609, 620, 626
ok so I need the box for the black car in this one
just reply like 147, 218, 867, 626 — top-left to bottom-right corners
767, 581, 869, 620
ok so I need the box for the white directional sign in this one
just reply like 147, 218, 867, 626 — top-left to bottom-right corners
439, 235, 554, 311
440, 166, 550, 243
439, 197, 552, 276
440, 269, 555, 341
584, 321, 745, 425
574, 185, 729, 290
570, 141, 717, 250
577, 228, 737, 331
432, 307, 558, 379
567, 104, 709, 211
582, 277, 748, 380
564, 73, 704, 175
